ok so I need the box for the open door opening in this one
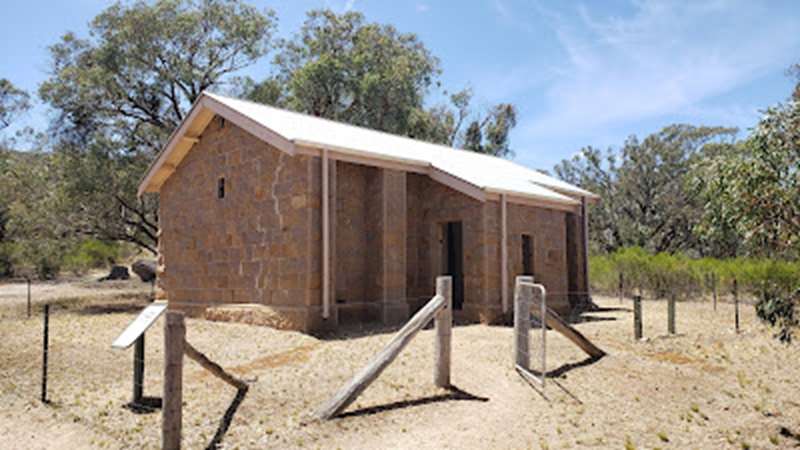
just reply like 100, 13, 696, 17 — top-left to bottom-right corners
442, 221, 464, 310
522, 234, 533, 277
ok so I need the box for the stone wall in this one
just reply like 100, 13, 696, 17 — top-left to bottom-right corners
332, 162, 408, 325
506, 203, 570, 315
565, 211, 588, 309
157, 117, 324, 331
406, 174, 487, 320
483, 200, 573, 319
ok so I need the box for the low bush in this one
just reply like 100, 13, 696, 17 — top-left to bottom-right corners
755, 290, 798, 343
591, 250, 800, 342
0, 238, 128, 279
590, 247, 800, 302
62, 239, 122, 275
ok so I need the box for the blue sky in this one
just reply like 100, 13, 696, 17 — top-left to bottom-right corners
1, 0, 799, 170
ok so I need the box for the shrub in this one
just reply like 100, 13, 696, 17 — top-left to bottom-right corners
590, 248, 800, 303
62, 239, 122, 275
755, 290, 798, 343
0, 242, 13, 277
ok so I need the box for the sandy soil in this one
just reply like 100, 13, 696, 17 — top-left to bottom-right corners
0, 287, 798, 449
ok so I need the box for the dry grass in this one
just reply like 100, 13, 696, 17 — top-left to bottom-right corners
1, 284, 799, 449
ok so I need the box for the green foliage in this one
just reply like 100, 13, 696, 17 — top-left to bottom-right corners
755, 290, 798, 343
38, 0, 278, 254
590, 247, 800, 303
11, 239, 66, 280
695, 100, 800, 256
62, 239, 122, 275
560, 65, 800, 260
0, 243, 14, 277
240, 9, 518, 155
555, 125, 739, 255
0, 79, 30, 130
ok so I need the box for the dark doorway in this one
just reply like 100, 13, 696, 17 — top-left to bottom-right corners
522, 234, 533, 276
443, 221, 464, 310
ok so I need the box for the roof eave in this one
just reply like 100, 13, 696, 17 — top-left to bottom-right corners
137, 93, 297, 196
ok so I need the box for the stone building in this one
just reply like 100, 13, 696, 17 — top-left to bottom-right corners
138, 92, 599, 332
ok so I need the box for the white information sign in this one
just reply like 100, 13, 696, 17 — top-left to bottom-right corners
112, 301, 168, 349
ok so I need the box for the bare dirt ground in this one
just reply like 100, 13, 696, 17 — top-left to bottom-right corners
0, 273, 151, 319
1, 281, 799, 449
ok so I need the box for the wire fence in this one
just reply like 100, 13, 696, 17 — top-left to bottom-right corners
0, 273, 756, 448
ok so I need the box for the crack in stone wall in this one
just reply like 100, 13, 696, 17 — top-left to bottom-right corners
271, 152, 286, 230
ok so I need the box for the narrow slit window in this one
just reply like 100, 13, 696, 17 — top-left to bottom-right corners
217, 177, 225, 199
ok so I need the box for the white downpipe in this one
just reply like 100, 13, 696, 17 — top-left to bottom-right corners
501, 193, 508, 314
322, 149, 330, 319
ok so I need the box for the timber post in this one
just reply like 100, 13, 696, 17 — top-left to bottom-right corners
513, 276, 534, 371
733, 278, 739, 334
315, 289, 447, 420
668, 294, 676, 335
633, 295, 643, 340
163, 311, 185, 450
711, 272, 718, 312
41, 303, 49, 403
27, 277, 32, 318
434, 276, 452, 388
618, 273, 624, 304
133, 335, 145, 405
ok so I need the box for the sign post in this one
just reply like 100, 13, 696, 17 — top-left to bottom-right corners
112, 301, 167, 410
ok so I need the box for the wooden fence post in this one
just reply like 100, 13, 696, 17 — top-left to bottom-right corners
668, 294, 676, 335
163, 311, 185, 450
133, 335, 145, 405
619, 273, 624, 304
41, 303, 49, 403
315, 293, 447, 420
434, 276, 452, 388
27, 277, 32, 319
633, 295, 642, 340
712, 273, 717, 311
513, 276, 534, 371
733, 279, 739, 334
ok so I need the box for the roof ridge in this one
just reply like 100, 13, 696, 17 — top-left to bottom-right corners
200, 91, 596, 202
204, 91, 522, 163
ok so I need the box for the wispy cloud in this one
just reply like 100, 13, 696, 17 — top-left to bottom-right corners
519, 0, 800, 139
416, 3, 430, 13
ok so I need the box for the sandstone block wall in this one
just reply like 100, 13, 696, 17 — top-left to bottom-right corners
406, 174, 487, 320
157, 118, 324, 331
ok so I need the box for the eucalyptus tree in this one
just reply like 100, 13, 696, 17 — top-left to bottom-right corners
39, 0, 278, 253
0, 79, 30, 131
243, 9, 518, 156
696, 100, 800, 257
555, 125, 738, 254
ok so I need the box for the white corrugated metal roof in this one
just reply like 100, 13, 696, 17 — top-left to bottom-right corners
139, 91, 598, 207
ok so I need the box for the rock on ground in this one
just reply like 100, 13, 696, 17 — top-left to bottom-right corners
131, 260, 156, 283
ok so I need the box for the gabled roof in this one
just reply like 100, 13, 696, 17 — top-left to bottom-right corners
138, 92, 598, 210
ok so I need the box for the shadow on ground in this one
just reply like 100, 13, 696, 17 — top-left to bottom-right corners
336, 385, 488, 419
529, 354, 604, 379
206, 386, 249, 450
124, 396, 163, 414
77, 301, 150, 315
